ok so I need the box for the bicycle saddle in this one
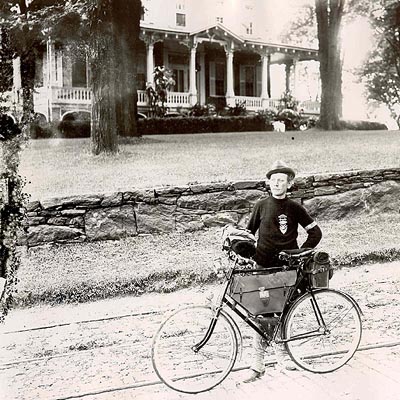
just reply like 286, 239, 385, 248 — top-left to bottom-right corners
279, 248, 314, 259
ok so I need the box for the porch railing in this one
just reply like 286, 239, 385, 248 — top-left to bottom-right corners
29, 87, 320, 117
167, 91, 191, 107
233, 96, 263, 110
137, 90, 191, 107
138, 90, 147, 105
298, 99, 320, 115
55, 87, 92, 103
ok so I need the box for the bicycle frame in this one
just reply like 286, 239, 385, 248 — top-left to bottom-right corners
193, 253, 338, 353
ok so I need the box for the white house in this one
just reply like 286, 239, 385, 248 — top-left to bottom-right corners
8, 0, 320, 123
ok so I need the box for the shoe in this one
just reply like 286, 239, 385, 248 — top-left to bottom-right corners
283, 362, 298, 371
0, 277, 6, 300
241, 369, 265, 384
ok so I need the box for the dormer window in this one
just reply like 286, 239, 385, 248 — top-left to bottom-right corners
246, 22, 253, 35
216, 16, 224, 24
176, 1, 185, 10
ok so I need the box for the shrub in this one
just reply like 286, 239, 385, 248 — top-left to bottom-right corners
340, 120, 388, 130
57, 112, 91, 138
30, 121, 60, 139
279, 90, 299, 111
276, 108, 302, 131
57, 120, 91, 138
257, 108, 277, 122
138, 115, 273, 135
189, 103, 216, 117
0, 114, 21, 140
207, 96, 227, 114
225, 100, 247, 116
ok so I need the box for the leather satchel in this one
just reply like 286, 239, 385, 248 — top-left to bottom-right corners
229, 270, 297, 315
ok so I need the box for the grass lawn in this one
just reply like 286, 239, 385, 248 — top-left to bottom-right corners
16, 213, 400, 307
13, 128, 400, 307
20, 129, 400, 201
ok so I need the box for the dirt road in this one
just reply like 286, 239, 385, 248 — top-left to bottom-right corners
1, 261, 400, 399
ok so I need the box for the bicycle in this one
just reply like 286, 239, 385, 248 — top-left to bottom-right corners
152, 247, 363, 394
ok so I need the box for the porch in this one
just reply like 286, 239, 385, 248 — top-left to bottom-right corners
137, 90, 319, 115
12, 23, 321, 123
31, 88, 319, 121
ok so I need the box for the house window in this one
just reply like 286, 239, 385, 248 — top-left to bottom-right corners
216, 16, 224, 23
137, 53, 146, 90
246, 22, 253, 35
176, 13, 186, 26
215, 62, 225, 96
173, 69, 187, 92
34, 56, 44, 87
240, 65, 257, 97
72, 56, 87, 87
245, 66, 255, 96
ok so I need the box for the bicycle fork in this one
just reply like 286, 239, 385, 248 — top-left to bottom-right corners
191, 307, 223, 353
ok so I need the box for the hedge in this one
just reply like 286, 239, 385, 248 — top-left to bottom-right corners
29, 116, 389, 139
138, 115, 273, 135
339, 120, 388, 131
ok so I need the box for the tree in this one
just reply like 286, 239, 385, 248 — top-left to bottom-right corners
361, 1, 400, 124
113, 0, 142, 138
1, 0, 142, 153
88, 0, 142, 154
282, 0, 377, 130
1, 1, 44, 123
315, 0, 345, 130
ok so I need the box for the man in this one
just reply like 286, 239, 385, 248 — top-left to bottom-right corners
242, 160, 322, 383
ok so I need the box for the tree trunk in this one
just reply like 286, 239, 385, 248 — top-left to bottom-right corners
90, 0, 118, 155
315, 0, 344, 130
17, 0, 36, 124
20, 50, 36, 124
112, 0, 141, 137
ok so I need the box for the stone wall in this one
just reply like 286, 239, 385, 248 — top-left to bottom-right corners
22, 168, 400, 247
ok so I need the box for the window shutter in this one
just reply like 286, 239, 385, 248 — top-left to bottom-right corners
256, 65, 262, 97
210, 61, 216, 96
240, 65, 245, 96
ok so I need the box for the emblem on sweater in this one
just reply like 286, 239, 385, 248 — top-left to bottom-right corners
278, 214, 288, 234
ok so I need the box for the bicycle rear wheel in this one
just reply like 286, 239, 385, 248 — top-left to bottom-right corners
152, 305, 238, 393
283, 289, 362, 373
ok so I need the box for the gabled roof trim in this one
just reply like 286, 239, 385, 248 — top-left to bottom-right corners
190, 23, 244, 43
139, 23, 318, 55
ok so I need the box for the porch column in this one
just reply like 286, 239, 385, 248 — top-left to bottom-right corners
12, 57, 22, 113
12, 57, 21, 92
292, 58, 298, 98
285, 61, 292, 93
199, 51, 206, 105
225, 47, 235, 106
267, 54, 271, 99
46, 37, 54, 122
189, 44, 198, 106
261, 54, 271, 108
146, 42, 154, 85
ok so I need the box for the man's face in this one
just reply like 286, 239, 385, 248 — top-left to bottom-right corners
268, 173, 293, 198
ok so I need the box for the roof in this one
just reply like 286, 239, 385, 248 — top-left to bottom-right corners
140, 22, 318, 60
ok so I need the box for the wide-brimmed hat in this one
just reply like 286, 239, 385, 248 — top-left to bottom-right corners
266, 160, 296, 179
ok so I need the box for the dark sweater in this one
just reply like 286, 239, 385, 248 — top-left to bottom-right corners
246, 196, 322, 267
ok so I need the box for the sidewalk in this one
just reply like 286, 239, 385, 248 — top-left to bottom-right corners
1, 261, 400, 400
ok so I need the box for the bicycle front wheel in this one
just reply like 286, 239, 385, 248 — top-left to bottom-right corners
152, 305, 238, 394
283, 289, 362, 373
